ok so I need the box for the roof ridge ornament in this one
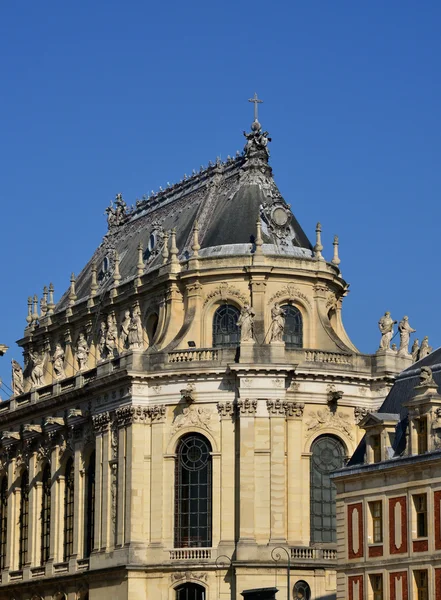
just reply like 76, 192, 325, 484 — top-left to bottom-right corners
243, 93, 271, 165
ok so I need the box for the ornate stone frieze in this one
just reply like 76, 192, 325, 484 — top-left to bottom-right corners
305, 407, 353, 440
92, 411, 111, 434
149, 404, 166, 423
354, 407, 371, 424
267, 399, 285, 416
171, 571, 208, 583
268, 285, 311, 308
217, 401, 235, 420
203, 281, 248, 307
284, 401, 305, 418
171, 406, 212, 435
238, 398, 257, 416
115, 405, 149, 427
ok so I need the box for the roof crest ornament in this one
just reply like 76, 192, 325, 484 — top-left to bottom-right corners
243, 93, 271, 164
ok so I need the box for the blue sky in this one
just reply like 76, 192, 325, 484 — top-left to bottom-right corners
1, 1, 440, 393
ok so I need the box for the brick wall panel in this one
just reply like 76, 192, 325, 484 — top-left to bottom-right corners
389, 496, 407, 555
390, 571, 408, 600
348, 502, 364, 559
348, 574, 363, 600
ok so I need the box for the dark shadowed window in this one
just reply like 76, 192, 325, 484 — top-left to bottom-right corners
0, 476, 7, 570
213, 305, 240, 347
41, 463, 51, 564
84, 451, 96, 558
19, 470, 29, 569
63, 458, 74, 561
281, 304, 303, 348
174, 434, 212, 548
175, 582, 206, 600
310, 435, 345, 543
294, 580, 311, 599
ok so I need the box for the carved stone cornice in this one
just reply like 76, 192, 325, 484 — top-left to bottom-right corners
92, 411, 111, 434
116, 405, 149, 427
284, 401, 305, 419
267, 399, 285, 416
217, 401, 235, 420
149, 404, 166, 423
238, 398, 257, 416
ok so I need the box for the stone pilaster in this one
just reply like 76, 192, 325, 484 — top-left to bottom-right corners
237, 398, 257, 558
285, 400, 305, 545
149, 405, 166, 548
28, 452, 40, 567
92, 412, 111, 552
267, 400, 287, 544
217, 402, 235, 547
249, 275, 267, 343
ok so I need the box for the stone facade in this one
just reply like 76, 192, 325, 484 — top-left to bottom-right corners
0, 115, 414, 600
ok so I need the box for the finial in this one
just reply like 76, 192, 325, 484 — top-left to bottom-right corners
314, 222, 324, 261
137, 242, 144, 277
47, 283, 55, 314
191, 221, 200, 257
170, 228, 179, 265
32, 294, 39, 322
69, 273, 77, 305
40, 286, 48, 317
162, 231, 170, 264
90, 263, 98, 297
26, 296, 33, 324
113, 251, 121, 285
248, 92, 263, 128
331, 235, 341, 266
255, 217, 263, 256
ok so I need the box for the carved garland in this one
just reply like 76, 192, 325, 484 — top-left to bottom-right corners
305, 407, 354, 440
203, 282, 248, 307
267, 285, 311, 308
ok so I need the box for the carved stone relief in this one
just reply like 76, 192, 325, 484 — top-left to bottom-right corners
171, 406, 212, 435
238, 398, 257, 415
305, 407, 353, 440
217, 401, 235, 420
268, 284, 311, 308
203, 281, 248, 307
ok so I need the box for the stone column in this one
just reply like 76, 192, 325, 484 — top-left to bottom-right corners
237, 398, 257, 558
92, 412, 111, 552
72, 437, 84, 562
115, 417, 125, 548
267, 400, 287, 544
217, 402, 236, 548
6, 458, 19, 572
285, 400, 305, 545
149, 405, 166, 548
28, 452, 40, 567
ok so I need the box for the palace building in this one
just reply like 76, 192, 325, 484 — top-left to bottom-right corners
0, 102, 415, 600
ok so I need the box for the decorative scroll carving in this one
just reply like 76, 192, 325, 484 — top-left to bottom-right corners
238, 398, 257, 415
171, 406, 212, 435
284, 401, 304, 418
92, 412, 111, 434
354, 407, 371, 425
203, 281, 248, 307
305, 407, 353, 440
268, 285, 311, 308
217, 401, 235, 420
267, 399, 285, 416
171, 571, 208, 583
115, 405, 149, 427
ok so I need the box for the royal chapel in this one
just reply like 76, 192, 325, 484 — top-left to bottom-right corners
0, 101, 421, 600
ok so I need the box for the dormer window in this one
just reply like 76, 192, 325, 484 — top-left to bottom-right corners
371, 434, 381, 463
416, 417, 428, 454
148, 233, 155, 252
102, 255, 110, 273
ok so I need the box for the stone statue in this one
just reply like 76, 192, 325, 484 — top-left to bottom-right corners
52, 343, 65, 379
128, 306, 143, 349
243, 123, 271, 160
75, 333, 89, 371
270, 303, 285, 343
11, 359, 24, 396
121, 310, 131, 348
237, 304, 255, 342
398, 316, 416, 356
419, 366, 435, 387
419, 336, 432, 359
29, 351, 45, 387
105, 193, 127, 231
105, 314, 118, 357
378, 312, 397, 350
97, 321, 107, 360
411, 339, 420, 363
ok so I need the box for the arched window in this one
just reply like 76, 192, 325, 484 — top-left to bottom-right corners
63, 458, 74, 561
294, 580, 311, 599
310, 435, 345, 543
146, 312, 159, 345
174, 434, 212, 548
175, 582, 206, 600
0, 476, 7, 570
281, 304, 303, 348
84, 451, 95, 558
41, 463, 51, 564
19, 470, 29, 569
212, 304, 240, 348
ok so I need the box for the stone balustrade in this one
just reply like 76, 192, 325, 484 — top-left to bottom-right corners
304, 350, 352, 365
167, 348, 220, 363
289, 546, 337, 562
169, 548, 212, 560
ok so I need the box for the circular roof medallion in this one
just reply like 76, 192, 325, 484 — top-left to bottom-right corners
272, 206, 289, 227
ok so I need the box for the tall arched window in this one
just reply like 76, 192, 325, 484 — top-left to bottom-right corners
0, 476, 7, 570
212, 304, 240, 348
310, 435, 345, 543
19, 470, 29, 569
41, 463, 51, 564
63, 458, 74, 561
84, 451, 95, 558
294, 580, 311, 599
281, 304, 303, 348
175, 582, 206, 600
174, 434, 212, 548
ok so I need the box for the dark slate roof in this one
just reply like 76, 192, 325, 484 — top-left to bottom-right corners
349, 348, 441, 465
55, 131, 314, 312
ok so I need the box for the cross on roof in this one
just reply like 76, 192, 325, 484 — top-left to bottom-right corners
248, 92, 263, 122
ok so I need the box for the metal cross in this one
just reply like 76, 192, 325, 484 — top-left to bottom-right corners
248, 92, 263, 121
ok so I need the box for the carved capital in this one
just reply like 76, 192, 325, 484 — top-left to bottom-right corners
92, 411, 111, 434
217, 401, 235, 420
238, 398, 257, 416
116, 405, 149, 427
267, 399, 285, 416
284, 401, 305, 418
149, 404, 166, 423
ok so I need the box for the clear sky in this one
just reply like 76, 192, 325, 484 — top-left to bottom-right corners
1, 1, 440, 394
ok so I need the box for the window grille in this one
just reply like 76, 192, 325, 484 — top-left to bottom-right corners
212, 305, 240, 348
19, 470, 29, 569
369, 501, 383, 543
41, 463, 51, 564
0, 477, 7, 570
416, 418, 428, 454
281, 304, 303, 348
414, 570, 428, 600
310, 435, 345, 543
293, 580, 311, 599
63, 458, 74, 561
84, 451, 96, 558
174, 434, 212, 548
175, 582, 206, 600
414, 494, 428, 538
